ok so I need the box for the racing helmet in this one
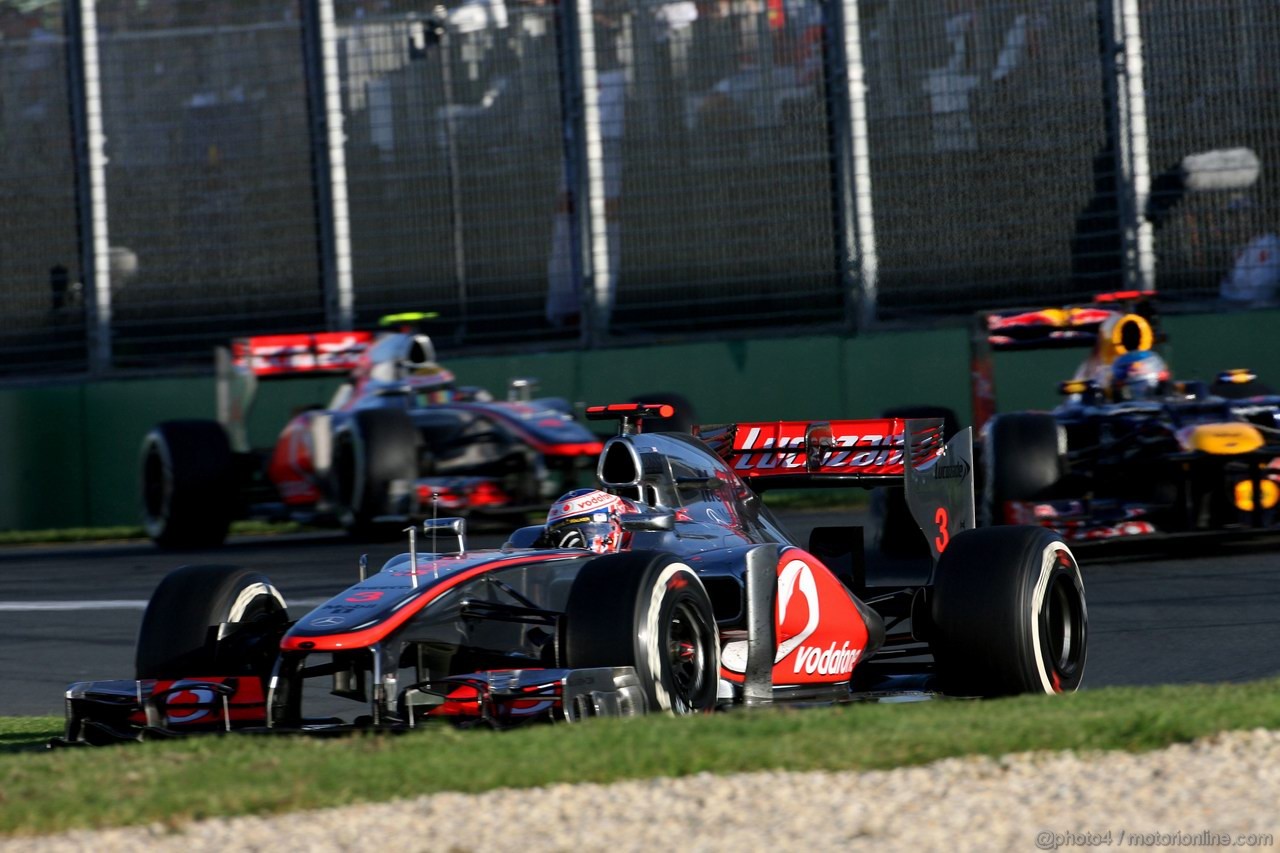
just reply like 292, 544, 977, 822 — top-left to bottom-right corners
544, 489, 636, 553
1110, 350, 1170, 401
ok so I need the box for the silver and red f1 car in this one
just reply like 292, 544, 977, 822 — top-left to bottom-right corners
62, 404, 1087, 744
140, 318, 604, 548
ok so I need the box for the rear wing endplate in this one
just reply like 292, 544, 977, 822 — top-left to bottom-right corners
903, 422, 976, 566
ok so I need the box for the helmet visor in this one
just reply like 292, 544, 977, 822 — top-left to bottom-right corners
548, 514, 620, 552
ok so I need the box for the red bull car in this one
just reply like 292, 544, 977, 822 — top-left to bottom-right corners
972, 292, 1280, 541
140, 318, 604, 547
60, 404, 1087, 745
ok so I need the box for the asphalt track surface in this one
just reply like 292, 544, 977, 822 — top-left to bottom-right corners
1, 511, 1278, 717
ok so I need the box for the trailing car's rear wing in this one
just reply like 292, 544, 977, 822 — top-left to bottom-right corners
980, 292, 1157, 353
214, 331, 375, 453
697, 418, 975, 564
229, 331, 375, 377
971, 291, 1162, 431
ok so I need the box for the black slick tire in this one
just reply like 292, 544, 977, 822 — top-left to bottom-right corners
982, 412, 1063, 526
562, 550, 719, 714
140, 420, 236, 549
929, 526, 1087, 697
331, 408, 418, 539
135, 564, 288, 680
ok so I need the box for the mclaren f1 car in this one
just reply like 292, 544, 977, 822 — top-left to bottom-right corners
60, 404, 1087, 744
140, 316, 605, 548
972, 292, 1280, 541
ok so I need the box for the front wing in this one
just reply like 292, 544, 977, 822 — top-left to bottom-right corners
53, 668, 647, 746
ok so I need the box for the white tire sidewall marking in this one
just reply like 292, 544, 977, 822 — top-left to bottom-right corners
1029, 541, 1082, 693
218, 581, 287, 641
642, 562, 714, 713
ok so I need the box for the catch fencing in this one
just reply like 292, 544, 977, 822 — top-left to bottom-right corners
0, 0, 1276, 378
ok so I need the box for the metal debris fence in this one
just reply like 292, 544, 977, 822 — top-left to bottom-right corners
0, 0, 1276, 378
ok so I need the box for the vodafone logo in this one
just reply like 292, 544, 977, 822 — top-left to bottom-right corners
720, 555, 865, 681
775, 559, 861, 677
548, 490, 623, 523
774, 560, 820, 663
163, 681, 217, 724
792, 641, 861, 676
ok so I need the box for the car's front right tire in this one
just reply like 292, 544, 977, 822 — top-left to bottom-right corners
135, 564, 288, 680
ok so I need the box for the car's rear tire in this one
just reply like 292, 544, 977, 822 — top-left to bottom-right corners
929, 526, 1087, 697
982, 412, 1063, 526
135, 564, 288, 680
331, 408, 419, 539
872, 405, 959, 556
561, 550, 719, 714
140, 420, 236, 549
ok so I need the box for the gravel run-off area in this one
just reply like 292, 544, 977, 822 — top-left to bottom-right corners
4, 729, 1279, 852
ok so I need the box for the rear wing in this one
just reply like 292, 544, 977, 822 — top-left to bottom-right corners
971, 291, 1161, 431
228, 331, 374, 377
215, 330, 373, 453
697, 418, 975, 564
696, 418, 922, 484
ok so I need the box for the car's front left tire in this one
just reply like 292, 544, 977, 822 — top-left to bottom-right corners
561, 550, 720, 714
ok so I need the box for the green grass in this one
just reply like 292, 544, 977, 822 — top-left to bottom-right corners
0, 521, 321, 546
4, 679, 1280, 837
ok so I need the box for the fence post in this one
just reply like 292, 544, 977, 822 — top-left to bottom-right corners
65, 0, 112, 372
301, 0, 356, 330
823, 0, 878, 330
434, 22, 470, 341
1098, 0, 1154, 292
556, 0, 610, 347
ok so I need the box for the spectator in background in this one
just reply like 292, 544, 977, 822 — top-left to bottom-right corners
1070, 147, 1125, 293
1219, 195, 1280, 306
1072, 146, 1270, 301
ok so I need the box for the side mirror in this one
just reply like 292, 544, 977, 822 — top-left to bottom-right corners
1059, 378, 1095, 396
1059, 378, 1104, 405
422, 517, 467, 553
508, 377, 539, 402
